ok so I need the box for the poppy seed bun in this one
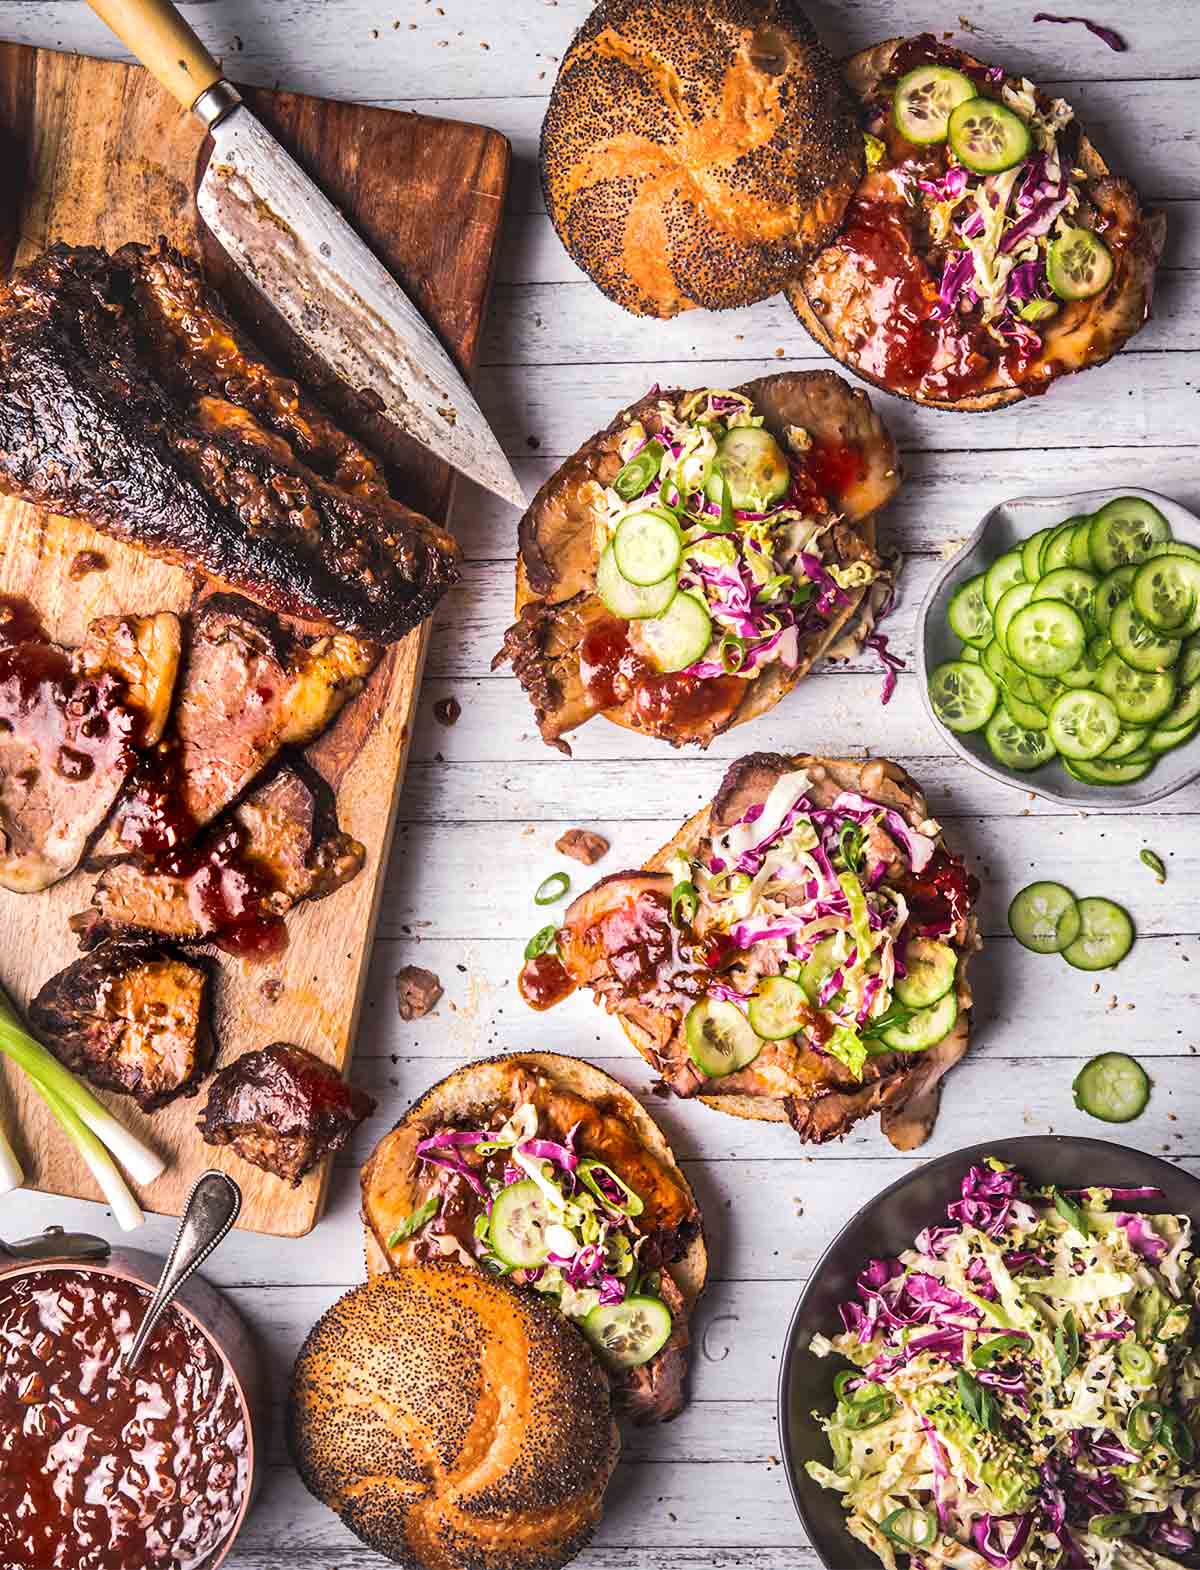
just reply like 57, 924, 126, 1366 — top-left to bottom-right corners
289, 1268, 619, 1570
541, 0, 864, 317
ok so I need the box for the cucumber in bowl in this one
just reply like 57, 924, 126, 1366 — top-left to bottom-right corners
928, 494, 1200, 790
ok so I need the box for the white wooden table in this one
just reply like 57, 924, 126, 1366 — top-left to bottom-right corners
2, 2, 1198, 1565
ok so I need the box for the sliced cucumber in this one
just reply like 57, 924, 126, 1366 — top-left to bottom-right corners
711, 427, 789, 511
983, 638, 1035, 698
1047, 226, 1114, 301
892, 64, 976, 143
1061, 897, 1134, 971
1056, 633, 1108, 692
1001, 689, 1050, 730
948, 95, 1032, 173
1021, 526, 1057, 583
1097, 652, 1177, 725
1151, 539, 1200, 563
596, 543, 678, 620
984, 550, 1026, 612
1033, 566, 1098, 621
1066, 753, 1156, 786
1072, 1052, 1150, 1124
1160, 679, 1200, 732
799, 936, 840, 1006
685, 997, 763, 1078
638, 592, 713, 673
948, 573, 993, 648
613, 509, 682, 586
881, 989, 958, 1052
1181, 635, 1200, 688
1146, 717, 1199, 754
1133, 555, 1200, 635
489, 1180, 553, 1268
1100, 724, 1149, 761
1088, 496, 1172, 572
929, 660, 999, 733
994, 581, 1036, 653
1094, 565, 1137, 631
1109, 600, 1181, 673
895, 939, 957, 1009
1008, 882, 1081, 955
747, 976, 809, 1041
1006, 600, 1086, 677
961, 643, 982, 663
584, 1295, 673, 1371
1042, 522, 1082, 575
984, 708, 1057, 771
1067, 518, 1097, 569
1047, 688, 1120, 760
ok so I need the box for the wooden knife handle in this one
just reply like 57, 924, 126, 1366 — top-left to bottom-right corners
85, 0, 223, 111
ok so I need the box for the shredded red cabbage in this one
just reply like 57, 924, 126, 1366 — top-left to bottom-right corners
519, 1136, 579, 1173
920, 1416, 953, 1532
829, 792, 937, 874
865, 631, 905, 705
971, 1513, 1033, 1567
1115, 1212, 1170, 1263
1149, 1518, 1197, 1554
947, 1164, 1024, 1237
1032, 13, 1127, 50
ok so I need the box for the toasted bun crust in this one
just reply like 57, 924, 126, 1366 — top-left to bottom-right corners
289, 1266, 620, 1570
541, 0, 863, 317
618, 755, 977, 1128
786, 38, 1166, 412
361, 1052, 707, 1314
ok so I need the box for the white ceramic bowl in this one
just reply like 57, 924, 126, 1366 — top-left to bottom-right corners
917, 486, 1200, 809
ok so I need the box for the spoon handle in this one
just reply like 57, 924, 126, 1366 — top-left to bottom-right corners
122, 1170, 241, 1373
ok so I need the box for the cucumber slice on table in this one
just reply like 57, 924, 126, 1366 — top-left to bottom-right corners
892, 64, 975, 143
1072, 1052, 1149, 1123
1062, 897, 1134, 971
584, 1296, 673, 1371
1006, 600, 1086, 677
1033, 566, 1098, 620
1088, 496, 1172, 571
1009, 882, 1082, 954
1047, 227, 1114, 301
894, 939, 957, 1009
1133, 555, 1200, 635
613, 509, 682, 586
881, 989, 958, 1051
596, 543, 677, 620
1066, 753, 1156, 785
685, 997, 762, 1078
1047, 689, 1120, 760
1109, 600, 1181, 673
948, 96, 1032, 173
984, 550, 1026, 612
948, 573, 993, 648
747, 976, 808, 1041
1021, 526, 1057, 583
489, 1180, 553, 1268
994, 581, 1036, 653
984, 708, 1057, 770
1094, 565, 1137, 631
929, 661, 999, 733
1097, 652, 1177, 724
712, 427, 789, 510
638, 591, 713, 672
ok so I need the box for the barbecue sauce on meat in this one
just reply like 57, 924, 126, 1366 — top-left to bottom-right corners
579, 616, 744, 739
0, 595, 139, 786
901, 846, 979, 934
519, 951, 576, 1010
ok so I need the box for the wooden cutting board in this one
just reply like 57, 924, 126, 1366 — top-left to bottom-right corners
0, 43, 509, 1235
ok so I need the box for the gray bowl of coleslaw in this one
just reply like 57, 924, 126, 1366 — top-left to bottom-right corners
779, 1136, 1200, 1568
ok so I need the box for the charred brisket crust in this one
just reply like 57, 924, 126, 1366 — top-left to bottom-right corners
0, 242, 460, 640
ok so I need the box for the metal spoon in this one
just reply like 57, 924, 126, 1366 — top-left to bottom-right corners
119, 1169, 242, 1375
0, 1224, 110, 1263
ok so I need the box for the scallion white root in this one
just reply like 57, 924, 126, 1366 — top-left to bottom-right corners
29, 1079, 145, 1233
0, 1115, 22, 1194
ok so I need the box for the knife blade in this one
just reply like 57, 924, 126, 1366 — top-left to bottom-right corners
84, 0, 524, 510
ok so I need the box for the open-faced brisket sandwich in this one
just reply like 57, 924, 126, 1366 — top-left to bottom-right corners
290, 1264, 619, 1570
786, 35, 1166, 409
361, 1052, 706, 1425
541, 0, 863, 318
494, 373, 900, 752
519, 755, 980, 1149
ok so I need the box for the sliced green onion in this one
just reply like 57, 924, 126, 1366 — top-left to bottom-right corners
28, 1078, 144, 1232
1090, 1513, 1138, 1540
524, 925, 560, 961
1140, 847, 1167, 882
1162, 1411, 1196, 1463
711, 471, 736, 534
534, 871, 571, 906
613, 441, 664, 501
1128, 1400, 1166, 1450
834, 1369, 884, 1406
837, 821, 866, 874
670, 880, 699, 927
0, 986, 163, 1187
387, 1194, 440, 1247
1056, 1310, 1081, 1378
971, 1333, 1026, 1368
832, 1368, 861, 1401
720, 635, 748, 674
1053, 1189, 1091, 1237
1118, 1340, 1155, 1383
880, 1507, 937, 1550
577, 1157, 644, 1218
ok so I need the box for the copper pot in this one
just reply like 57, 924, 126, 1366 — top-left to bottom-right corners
0, 1226, 265, 1570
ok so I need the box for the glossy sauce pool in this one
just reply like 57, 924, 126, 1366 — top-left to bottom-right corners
0, 1268, 250, 1570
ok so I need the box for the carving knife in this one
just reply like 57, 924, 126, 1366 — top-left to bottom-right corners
85, 0, 525, 509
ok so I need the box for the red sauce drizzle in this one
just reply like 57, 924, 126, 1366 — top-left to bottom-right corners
580, 616, 744, 740
903, 846, 980, 935
0, 1267, 250, 1570
519, 951, 576, 1011
806, 441, 864, 503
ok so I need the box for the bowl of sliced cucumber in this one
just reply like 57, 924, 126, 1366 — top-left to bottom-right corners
918, 488, 1200, 806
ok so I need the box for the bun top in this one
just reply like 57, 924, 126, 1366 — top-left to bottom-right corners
289, 1266, 619, 1570
541, 0, 863, 318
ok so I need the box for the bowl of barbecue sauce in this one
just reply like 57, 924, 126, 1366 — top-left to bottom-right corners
0, 1240, 263, 1570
